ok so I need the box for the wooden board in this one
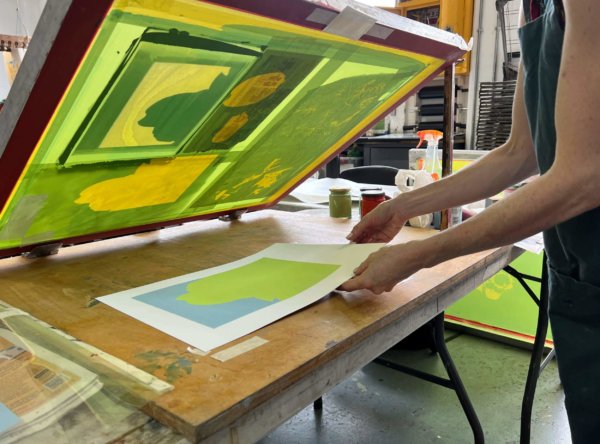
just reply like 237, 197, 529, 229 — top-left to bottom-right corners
0, 210, 520, 442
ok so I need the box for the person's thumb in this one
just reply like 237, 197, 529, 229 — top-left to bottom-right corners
338, 275, 363, 292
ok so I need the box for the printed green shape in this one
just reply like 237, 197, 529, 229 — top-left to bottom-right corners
177, 258, 340, 305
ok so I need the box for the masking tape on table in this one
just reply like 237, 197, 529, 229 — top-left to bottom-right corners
210, 336, 269, 362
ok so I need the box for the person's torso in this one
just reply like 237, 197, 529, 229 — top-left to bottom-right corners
519, 0, 600, 285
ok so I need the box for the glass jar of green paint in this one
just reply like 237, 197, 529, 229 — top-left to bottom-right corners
329, 187, 352, 219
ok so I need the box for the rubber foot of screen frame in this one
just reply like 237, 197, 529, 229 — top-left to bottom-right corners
218, 210, 247, 222
22, 242, 63, 259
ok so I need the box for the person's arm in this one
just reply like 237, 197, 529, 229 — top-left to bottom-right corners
395, 62, 537, 216
347, 61, 538, 243
342, 0, 600, 293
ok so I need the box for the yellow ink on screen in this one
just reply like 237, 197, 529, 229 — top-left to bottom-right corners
75, 155, 217, 211
223, 72, 286, 107
211, 113, 249, 143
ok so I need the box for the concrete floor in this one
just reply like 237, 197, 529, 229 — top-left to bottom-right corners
259, 332, 571, 444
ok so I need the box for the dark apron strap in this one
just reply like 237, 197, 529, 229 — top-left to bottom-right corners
523, 0, 533, 22
553, 0, 566, 28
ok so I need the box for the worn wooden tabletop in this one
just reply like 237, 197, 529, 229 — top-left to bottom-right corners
0, 210, 521, 442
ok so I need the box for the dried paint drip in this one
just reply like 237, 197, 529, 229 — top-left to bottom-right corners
136, 350, 194, 383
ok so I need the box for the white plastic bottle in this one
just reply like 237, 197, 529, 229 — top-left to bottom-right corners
394, 169, 434, 228
418, 129, 444, 181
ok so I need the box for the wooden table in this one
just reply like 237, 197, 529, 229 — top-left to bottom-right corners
0, 210, 521, 443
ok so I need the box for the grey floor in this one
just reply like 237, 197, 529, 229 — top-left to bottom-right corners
259, 332, 570, 444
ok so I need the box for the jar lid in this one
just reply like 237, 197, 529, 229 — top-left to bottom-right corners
329, 186, 351, 194
359, 186, 382, 192
361, 189, 385, 197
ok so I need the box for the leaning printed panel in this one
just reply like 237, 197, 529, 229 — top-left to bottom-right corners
0, 0, 467, 256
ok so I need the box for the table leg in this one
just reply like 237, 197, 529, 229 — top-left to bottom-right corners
517, 253, 551, 444
433, 313, 485, 444
313, 397, 323, 411
374, 313, 485, 443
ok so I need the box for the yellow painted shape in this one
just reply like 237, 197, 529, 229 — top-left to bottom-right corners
200, 54, 443, 214
484, 287, 502, 301
212, 112, 249, 143
252, 168, 290, 195
233, 159, 291, 193
75, 155, 217, 211
215, 159, 291, 201
101, 63, 230, 148
215, 190, 231, 201
223, 72, 285, 107
481, 273, 514, 301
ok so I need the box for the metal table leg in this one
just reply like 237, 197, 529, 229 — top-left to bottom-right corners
313, 397, 323, 410
518, 254, 550, 444
317, 252, 553, 443
504, 252, 553, 443
433, 312, 485, 444
374, 313, 485, 444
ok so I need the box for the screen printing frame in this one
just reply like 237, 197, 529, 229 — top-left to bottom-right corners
0, 0, 467, 258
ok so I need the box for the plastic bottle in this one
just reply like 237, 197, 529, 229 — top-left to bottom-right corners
416, 129, 443, 181
394, 169, 434, 228
416, 130, 463, 228
391, 130, 442, 228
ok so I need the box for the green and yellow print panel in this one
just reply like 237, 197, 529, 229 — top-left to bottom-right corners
0, 0, 445, 250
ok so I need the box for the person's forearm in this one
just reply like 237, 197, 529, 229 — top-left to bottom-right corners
418, 0, 600, 267
396, 56, 537, 222
396, 139, 538, 220
417, 165, 600, 268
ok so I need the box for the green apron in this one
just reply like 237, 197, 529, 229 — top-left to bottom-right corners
520, 1, 600, 441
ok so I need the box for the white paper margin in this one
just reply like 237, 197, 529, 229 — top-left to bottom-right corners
98, 243, 382, 352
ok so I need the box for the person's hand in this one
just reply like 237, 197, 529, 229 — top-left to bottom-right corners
346, 198, 407, 244
339, 242, 428, 294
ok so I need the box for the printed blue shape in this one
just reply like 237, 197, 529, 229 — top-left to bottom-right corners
135, 282, 277, 328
